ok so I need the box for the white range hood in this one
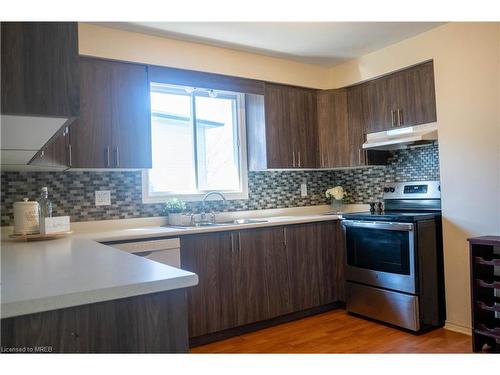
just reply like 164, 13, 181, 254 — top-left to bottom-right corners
1, 115, 69, 168
362, 122, 438, 151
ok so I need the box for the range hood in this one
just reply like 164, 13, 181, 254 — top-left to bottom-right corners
1, 115, 69, 168
362, 122, 438, 151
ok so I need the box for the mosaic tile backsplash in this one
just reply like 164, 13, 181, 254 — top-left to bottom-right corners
0, 143, 439, 226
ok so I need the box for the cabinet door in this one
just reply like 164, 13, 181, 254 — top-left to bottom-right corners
403, 61, 437, 126
110, 62, 152, 169
264, 83, 292, 168
317, 89, 349, 168
364, 79, 393, 133
346, 85, 366, 166
285, 222, 338, 311
1, 22, 79, 117
180, 233, 236, 338
234, 227, 292, 325
386, 70, 410, 128
70, 58, 113, 168
295, 89, 318, 168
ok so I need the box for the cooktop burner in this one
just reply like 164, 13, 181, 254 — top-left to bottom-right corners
341, 211, 441, 223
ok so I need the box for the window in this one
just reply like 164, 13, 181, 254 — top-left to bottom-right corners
142, 83, 248, 202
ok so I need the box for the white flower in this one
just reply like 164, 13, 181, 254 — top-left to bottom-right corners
326, 186, 345, 201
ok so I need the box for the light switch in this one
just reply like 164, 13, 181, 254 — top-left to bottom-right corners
300, 181, 308, 197
95, 190, 111, 206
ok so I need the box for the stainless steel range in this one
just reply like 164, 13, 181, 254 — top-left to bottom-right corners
341, 180, 445, 332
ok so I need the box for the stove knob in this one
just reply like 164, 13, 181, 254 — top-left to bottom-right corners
390, 187, 395, 193
384, 188, 390, 193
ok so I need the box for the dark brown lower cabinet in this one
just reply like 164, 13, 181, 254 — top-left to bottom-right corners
285, 221, 342, 311
180, 232, 236, 337
1, 289, 189, 353
181, 221, 344, 341
234, 227, 293, 325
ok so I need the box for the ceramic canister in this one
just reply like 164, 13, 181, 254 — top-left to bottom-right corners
13, 198, 40, 234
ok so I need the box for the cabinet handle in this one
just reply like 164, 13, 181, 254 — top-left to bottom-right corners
231, 233, 234, 253
115, 147, 120, 167
292, 151, 296, 167
298, 151, 301, 167
358, 149, 362, 165
68, 144, 72, 167
106, 146, 110, 167
283, 227, 287, 247
238, 232, 242, 252
321, 153, 324, 168
398, 108, 403, 126
391, 110, 396, 127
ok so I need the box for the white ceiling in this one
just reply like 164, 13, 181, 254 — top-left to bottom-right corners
102, 22, 443, 66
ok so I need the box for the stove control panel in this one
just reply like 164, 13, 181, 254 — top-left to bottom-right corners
383, 181, 441, 200
403, 185, 428, 194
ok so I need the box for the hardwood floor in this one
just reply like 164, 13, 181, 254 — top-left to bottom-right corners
191, 309, 471, 353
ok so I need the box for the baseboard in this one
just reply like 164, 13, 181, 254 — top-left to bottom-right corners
444, 321, 472, 336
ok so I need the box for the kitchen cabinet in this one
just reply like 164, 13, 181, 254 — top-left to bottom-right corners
70, 57, 152, 169
180, 232, 236, 337
317, 89, 350, 168
363, 61, 437, 133
1, 22, 80, 118
284, 221, 342, 310
1, 289, 189, 353
234, 227, 292, 325
180, 221, 343, 341
347, 85, 367, 166
246, 83, 318, 170
404, 61, 437, 126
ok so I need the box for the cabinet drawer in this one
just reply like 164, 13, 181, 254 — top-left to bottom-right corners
346, 282, 420, 331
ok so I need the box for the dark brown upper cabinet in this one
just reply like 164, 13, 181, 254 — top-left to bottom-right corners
246, 83, 318, 170
347, 85, 368, 167
363, 61, 437, 133
317, 88, 388, 168
1, 22, 80, 118
317, 89, 349, 168
70, 57, 152, 169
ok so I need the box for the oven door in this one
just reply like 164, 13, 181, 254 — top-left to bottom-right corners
342, 220, 416, 294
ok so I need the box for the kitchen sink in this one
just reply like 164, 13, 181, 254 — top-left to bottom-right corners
166, 218, 269, 229
231, 219, 269, 224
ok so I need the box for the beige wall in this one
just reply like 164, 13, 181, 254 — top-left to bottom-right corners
328, 22, 500, 333
78, 23, 330, 89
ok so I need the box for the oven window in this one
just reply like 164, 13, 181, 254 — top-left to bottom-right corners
346, 227, 411, 275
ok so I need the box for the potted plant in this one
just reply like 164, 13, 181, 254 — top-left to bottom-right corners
325, 186, 348, 213
164, 198, 187, 226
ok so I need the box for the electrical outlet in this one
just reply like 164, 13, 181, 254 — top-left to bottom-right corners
95, 190, 111, 206
300, 182, 308, 197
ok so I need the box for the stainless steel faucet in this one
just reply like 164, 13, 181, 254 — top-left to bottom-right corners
200, 191, 227, 223
202, 191, 227, 203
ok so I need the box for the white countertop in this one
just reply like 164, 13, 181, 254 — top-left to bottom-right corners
84, 213, 343, 243
1, 238, 198, 319
1, 204, 366, 319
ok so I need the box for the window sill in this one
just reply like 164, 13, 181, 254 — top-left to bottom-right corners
142, 191, 249, 204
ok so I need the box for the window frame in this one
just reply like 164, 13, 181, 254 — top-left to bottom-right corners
142, 83, 248, 203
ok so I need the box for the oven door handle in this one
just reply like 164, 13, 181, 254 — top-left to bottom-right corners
342, 220, 414, 232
